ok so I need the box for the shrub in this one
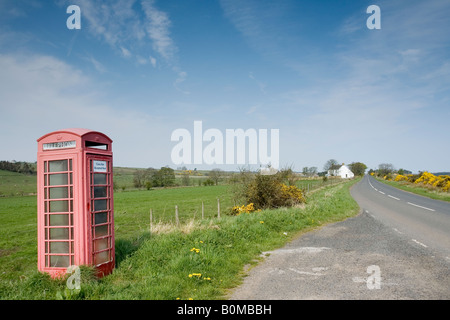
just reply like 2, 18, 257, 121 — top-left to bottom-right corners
243, 172, 306, 210
229, 203, 259, 215
394, 174, 408, 182
203, 179, 215, 186
410, 172, 450, 193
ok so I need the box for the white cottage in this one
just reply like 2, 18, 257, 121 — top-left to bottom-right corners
327, 164, 354, 179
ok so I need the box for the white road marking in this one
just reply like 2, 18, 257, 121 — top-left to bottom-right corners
379, 191, 385, 194
388, 195, 400, 200
412, 239, 428, 248
407, 202, 435, 212
288, 268, 325, 276
261, 247, 331, 256
393, 228, 403, 234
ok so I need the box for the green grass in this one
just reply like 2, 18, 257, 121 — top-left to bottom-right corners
376, 177, 450, 203
0, 170, 37, 197
0, 177, 360, 300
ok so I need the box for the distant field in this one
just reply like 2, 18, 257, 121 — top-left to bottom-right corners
0, 170, 37, 196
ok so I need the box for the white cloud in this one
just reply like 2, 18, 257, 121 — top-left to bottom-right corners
141, 0, 178, 62
0, 53, 173, 167
120, 46, 132, 58
84, 55, 106, 73
173, 71, 190, 95
61, 0, 188, 88
66, 0, 178, 65
149, 56, 157, 67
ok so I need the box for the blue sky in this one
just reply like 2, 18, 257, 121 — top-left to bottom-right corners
0, 0, 449, 173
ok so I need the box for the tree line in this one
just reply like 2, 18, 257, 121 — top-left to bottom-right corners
0, 161, 36, 175
133, 167, 176, 189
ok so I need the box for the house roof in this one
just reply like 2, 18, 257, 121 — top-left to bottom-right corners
329, 164, 342, 170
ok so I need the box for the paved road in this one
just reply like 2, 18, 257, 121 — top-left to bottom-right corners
353, 175, 450, 259
230, 177, 450, 299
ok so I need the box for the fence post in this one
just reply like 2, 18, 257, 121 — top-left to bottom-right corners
217, 198, 221, 219
202, 201, 204, 220
175, 205, 179, 226
150, 208, 153, 230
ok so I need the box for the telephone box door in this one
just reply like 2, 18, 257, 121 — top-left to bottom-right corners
86, 155, 114, 275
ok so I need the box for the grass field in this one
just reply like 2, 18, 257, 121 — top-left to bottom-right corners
0, 168, 360, 299
0, 170, 37, 197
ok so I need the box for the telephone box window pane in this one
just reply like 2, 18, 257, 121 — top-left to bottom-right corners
49, 174, 68, 186
94, 199, 107, 211
49, 187, 68, 199
50, 228, 69, 239
50, 242, 70, 254
69, 159, 72, 171
93, 186, 107, 198
49, 214, 69, 226
49, 160, 68, 172
50, 255, 70, 268
95, 225, 108, 238
49, 200, 69, 212
94, 174, 107, 185
94, 238, 109, 252
94, 212, 108, 225
94, 251, 110, 265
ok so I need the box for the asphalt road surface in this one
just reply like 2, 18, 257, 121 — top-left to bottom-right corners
230, 176, 450, 299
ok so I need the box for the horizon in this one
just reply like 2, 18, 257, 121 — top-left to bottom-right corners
1, 1, 449, 173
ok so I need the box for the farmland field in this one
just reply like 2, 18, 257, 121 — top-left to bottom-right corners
0, 169, 359, 299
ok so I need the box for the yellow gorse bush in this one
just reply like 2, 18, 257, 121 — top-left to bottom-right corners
280, 183, 306, 204
394, 174, 408, 182
394, 171, 450, 192
230, 203, 260, 215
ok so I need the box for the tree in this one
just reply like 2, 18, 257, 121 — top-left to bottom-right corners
349, 162, 367, 176
133, 169, 147, 189
323, 159, 339, 172
302, 166, 318, 177
378, 163, 395, 177
133, 168, 156, 189
152, 167, 175, 187
181, 170, 190, 186
209, 168, 223, 185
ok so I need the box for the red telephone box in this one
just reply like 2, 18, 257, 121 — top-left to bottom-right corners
37, 128, 114, 278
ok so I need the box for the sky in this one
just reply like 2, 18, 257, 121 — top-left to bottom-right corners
0, 0, 449, 173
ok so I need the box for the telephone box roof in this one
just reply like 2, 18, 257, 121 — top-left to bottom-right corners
37, 128, 112, 142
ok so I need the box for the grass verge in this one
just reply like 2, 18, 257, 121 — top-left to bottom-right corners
376, 178, 450, 203
0, 178, 360, 300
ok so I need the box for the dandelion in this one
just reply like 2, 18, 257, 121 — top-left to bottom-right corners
260, 221, 264, 224
190, 247, 200, 253
189, 273, 202, 279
